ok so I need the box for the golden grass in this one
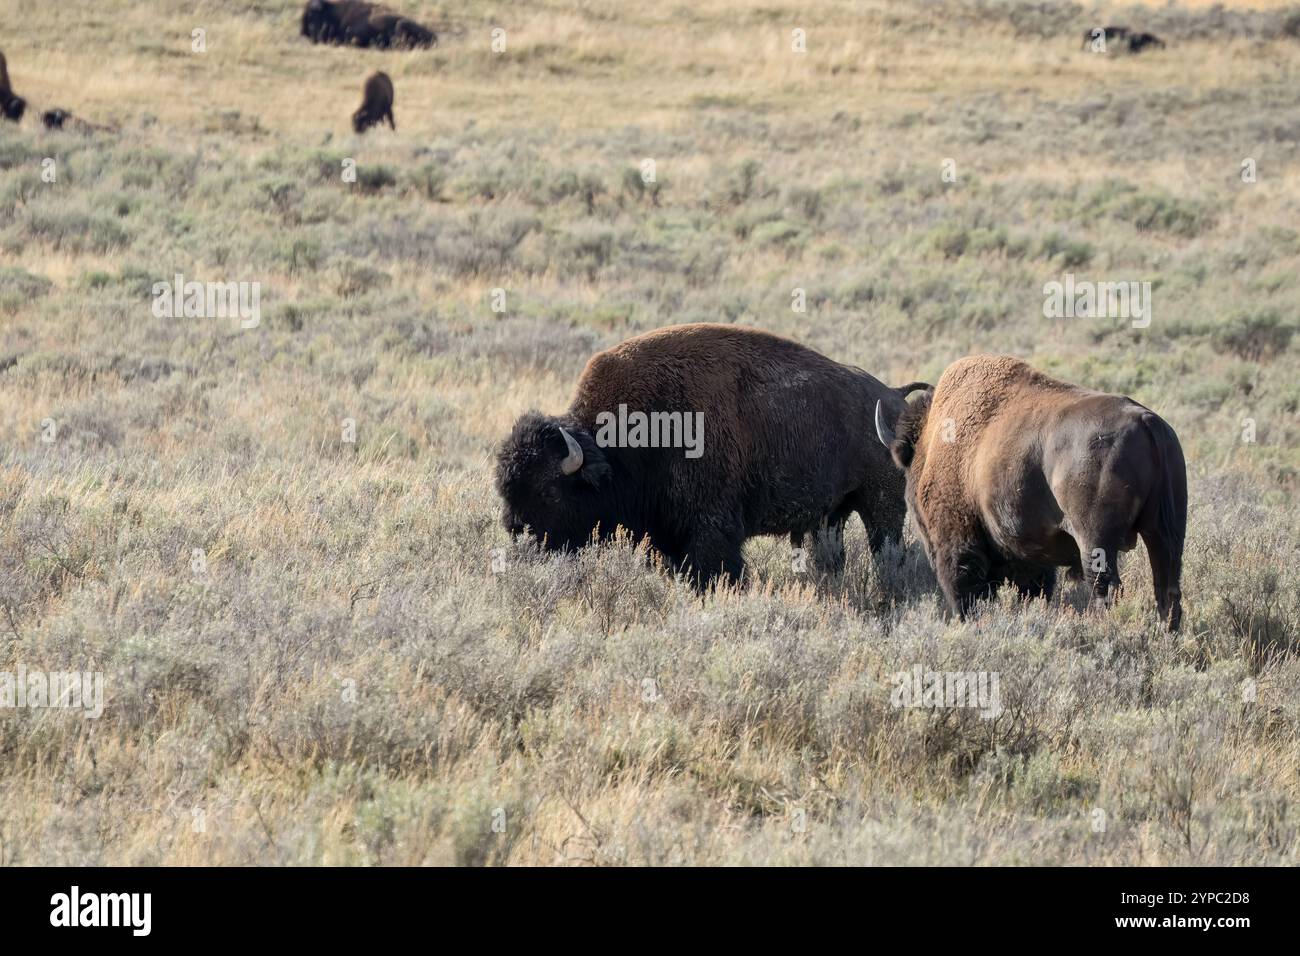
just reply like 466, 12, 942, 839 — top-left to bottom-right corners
0, 0, 1297, 865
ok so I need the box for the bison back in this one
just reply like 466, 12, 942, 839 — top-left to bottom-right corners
569, 324, 901, 534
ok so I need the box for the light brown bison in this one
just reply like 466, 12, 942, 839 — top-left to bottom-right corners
1, 51, 26, 122
301, 0, 436, 49
352, 72, 395, 133
496, 323, 929, 589
875, 355, 1186, 629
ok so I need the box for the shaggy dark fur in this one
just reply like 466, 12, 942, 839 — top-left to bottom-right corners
878, 356, 1186, 630
0, 52, 26, 122
352, 72, 395, 133
41, 108, 115, 134
496, 323, 929, 589
888, 389, 933, 469
1127, 32, 1166, 54
301, 0, 436, 49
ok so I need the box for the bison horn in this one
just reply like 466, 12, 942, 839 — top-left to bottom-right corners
558, 427, 584, 474
874, 400, 895, 447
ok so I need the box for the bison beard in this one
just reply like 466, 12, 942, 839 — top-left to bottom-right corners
301, 0, 436, 49
0, 52, 26, 123
876, 355, 1186, 630
352, 72, 395, 133
495, 323, 929, 590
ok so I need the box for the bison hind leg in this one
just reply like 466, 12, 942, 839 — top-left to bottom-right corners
845, 485, 904, 556
811, 520, 847, 576
1140, 526, 1183, 632
1073, 531, 1124, 604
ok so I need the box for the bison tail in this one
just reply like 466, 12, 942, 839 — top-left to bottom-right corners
895, 381, 932, 399
1140, 414, 1187, 630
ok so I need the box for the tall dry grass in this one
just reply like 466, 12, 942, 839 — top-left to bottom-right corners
0, 0, 1297, 864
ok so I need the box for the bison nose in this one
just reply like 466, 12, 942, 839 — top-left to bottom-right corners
506, 519, 525, 537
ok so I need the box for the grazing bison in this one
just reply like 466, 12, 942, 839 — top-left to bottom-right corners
495, 323, 930, 588
301, 0, 436, 49
0, 52, 26, 122
1127, 32, 1166, 54
352, 72, 395, 133
41, 109, 114, 134
1081, 25, 1129, 50
875, 356, 1186, 630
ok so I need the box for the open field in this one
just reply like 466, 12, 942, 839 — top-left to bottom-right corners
1, 0, 1298, 864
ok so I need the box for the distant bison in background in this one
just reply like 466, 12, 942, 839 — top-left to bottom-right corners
0, 51, 26, 122
353, 72, 395, 132
1081, 25, 1129, 50
42, 108, 115, 134
496, 323, 930, 589
1127, 32, 1166, 53
876, 355, 1186, 630
301, 0, 436, 49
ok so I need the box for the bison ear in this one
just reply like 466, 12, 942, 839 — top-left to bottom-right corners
890, 440, 915, 470
548, 424, 611, 489
573, 433, 611, 489
580, 454, 611, 489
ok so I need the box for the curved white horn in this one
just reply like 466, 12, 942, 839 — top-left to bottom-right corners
874, 400, 895, 447
558, 427, 584, 474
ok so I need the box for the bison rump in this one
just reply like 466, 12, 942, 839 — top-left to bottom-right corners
877, 355, 1186, 629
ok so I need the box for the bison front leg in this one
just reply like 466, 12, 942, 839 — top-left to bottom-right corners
1004, 561, 1056, 602
679, 518, 746, 591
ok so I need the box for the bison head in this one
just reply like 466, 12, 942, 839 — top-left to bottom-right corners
875, 389, 935, 561
495, 412, 615, 552
1, 91, 25, 123
301, 0, 337, 41
875, 389, 932, 470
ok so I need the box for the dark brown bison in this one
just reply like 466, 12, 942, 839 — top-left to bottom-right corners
1, 52, 26, 122
1080, 25, 1129, 50
875, 355, 1186, 629
352, 72, 395, 133
1127, 32, 1166, 54
301, 0, 436, 49
496, 323, 929, 589
41, 109, 115, 134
